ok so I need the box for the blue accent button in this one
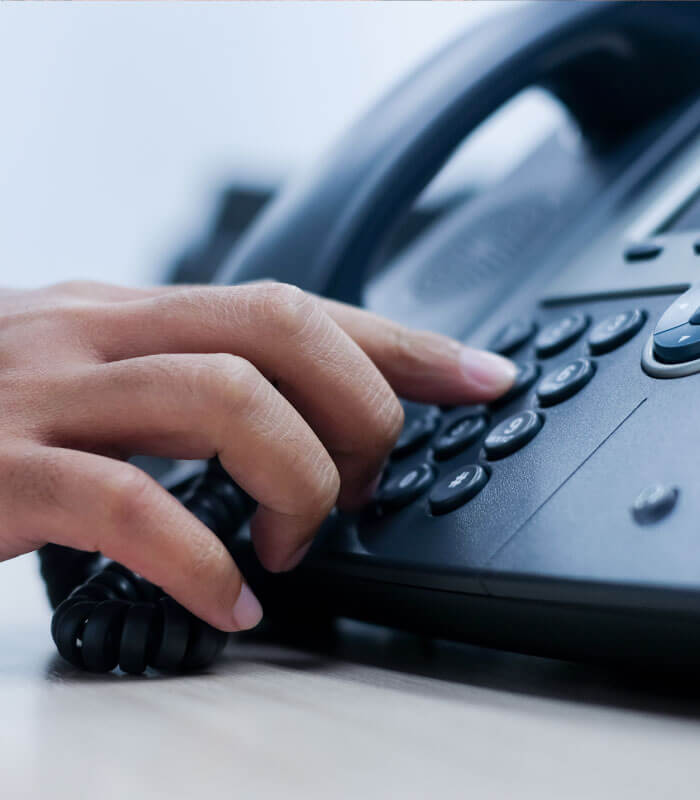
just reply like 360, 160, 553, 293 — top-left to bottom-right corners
653, 323, 700, 363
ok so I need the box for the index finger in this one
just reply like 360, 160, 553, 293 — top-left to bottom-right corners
316, 297, 517, 405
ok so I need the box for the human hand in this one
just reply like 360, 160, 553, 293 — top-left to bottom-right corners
0, 281, 515, 631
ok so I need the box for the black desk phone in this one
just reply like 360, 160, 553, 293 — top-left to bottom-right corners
42, 2, 700, 672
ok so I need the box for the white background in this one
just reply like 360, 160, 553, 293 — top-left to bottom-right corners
0, 1, 563, 289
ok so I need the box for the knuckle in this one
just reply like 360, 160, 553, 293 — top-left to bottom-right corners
51, 279, 98, 297
3, 447, 65, 514
253, 282, 320, 340
40, 302, 103, 340
195, 353, 265, 416
101, 465, 155, 528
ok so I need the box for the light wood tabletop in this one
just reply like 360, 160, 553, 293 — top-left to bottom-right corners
2, 551, 699, 800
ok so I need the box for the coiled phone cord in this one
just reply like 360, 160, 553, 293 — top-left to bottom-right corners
39, 460, 255, 674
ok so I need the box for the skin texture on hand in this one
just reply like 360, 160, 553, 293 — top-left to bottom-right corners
0, 280, 516, 632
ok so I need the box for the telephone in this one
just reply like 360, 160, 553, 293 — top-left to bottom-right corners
42, 2, 700, 672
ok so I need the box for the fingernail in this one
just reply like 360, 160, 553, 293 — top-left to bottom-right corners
284, 540, 312, 571
232, 583, 263, 630
459, 346, 517, 394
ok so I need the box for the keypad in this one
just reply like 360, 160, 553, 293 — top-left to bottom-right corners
488, 319, 536, 355
534, 312, 589, 358
588, 309, 646, 355
429, 465, 489, 515
433, 414, 487, 461
536, 358, 595, 407
374, 303, 639, 516
484, 410, 543, 460
376, 463, 435, 510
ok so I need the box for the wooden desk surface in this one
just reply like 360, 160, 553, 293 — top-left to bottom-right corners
2, 552, 699, 800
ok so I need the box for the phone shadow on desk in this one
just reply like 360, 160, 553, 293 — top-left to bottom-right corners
232, 617, 700, 723
43, 616, 700, 723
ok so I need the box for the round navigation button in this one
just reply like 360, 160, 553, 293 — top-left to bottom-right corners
376, 463, 435, 510
488, 319, 536, 355
433, 414, 487, 461
653, 323, 700, 364
537, 358, 595, 406
588, 309, 646, 355
429, 464, 489, 515
535, 312, 589, 358
484, 410, 543, 460
654, 284, 700, 334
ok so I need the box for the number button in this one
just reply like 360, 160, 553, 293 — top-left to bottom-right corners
484, 410, 543, 460
392, 408, 440, 458
534, 312, 589, 358
433, 414, 487, 461
429, 464, 489, 515
376, 463, 435, 510
588, 309, 646, 355
488, 319, 536, 355
536, 358, 595, 407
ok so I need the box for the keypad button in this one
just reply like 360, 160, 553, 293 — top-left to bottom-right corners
537, 358, 595, 407
491, 362, 540, 408
392, 408, 440, 458
624, 241, 663, 261
376, 463, 435, 510
587, 309, 646, 355
429, 464, 489, 515
488, 319, 536, 355
484, 410, 543, 460
433, 414, 487, 461
534, 312, 589, 358
631, 484, 679, 525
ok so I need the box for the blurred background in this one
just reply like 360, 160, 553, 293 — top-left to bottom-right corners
0, 1, 565, 289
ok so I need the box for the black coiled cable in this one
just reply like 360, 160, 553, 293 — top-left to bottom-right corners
39, 460, 255, 674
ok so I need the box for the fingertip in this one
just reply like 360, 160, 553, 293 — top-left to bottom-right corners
458, 346, 517, 399
231, 582, 263, 630
336, 470, 383, 511
249, 508, 318, 573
